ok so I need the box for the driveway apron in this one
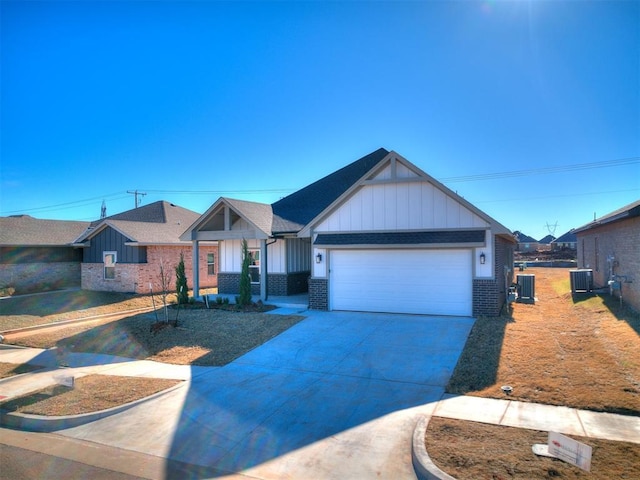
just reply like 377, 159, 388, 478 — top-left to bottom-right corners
56, 310, 475, 478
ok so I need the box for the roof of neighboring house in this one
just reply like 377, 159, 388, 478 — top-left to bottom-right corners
538, 234, 556, 244
76, 201, 202, 245
513, 231, 538, 243
0, 215, 90, 247
573, 199, 640, 234
552, 230, 577, 243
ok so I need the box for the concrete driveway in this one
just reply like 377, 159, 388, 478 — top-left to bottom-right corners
57, 310, 475, 479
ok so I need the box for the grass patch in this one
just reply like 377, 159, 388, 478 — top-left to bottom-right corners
426, 417, 640, 480
447, 268, 640, 415
0, 362, 44, 379
0, 375, 181, 415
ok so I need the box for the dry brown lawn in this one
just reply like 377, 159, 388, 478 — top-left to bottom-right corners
0, 374, 181, 415
426, 417, 640, 480
0, 362, 44, 378
429, 267, 640, 478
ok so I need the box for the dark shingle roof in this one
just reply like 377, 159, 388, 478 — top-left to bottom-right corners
573, 199, 640, 233
539, 234, 555, 244
513, 231, 538, 243
552, 230, 577, 243
78, 201, 201, 244
0, 216, 90, 246
271, 148, 390, 233
315, 230, 486, 246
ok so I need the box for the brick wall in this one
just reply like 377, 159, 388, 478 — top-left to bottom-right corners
218, 271, 311, 297
82, 244, 218, 294
576, 217, 640, 312
473, 236, 514, 316
309, 278, 328, 310
0, 262, 81, 294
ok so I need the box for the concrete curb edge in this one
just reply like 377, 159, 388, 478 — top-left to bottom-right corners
0, 380, 185, 432
412, 415, 457, 480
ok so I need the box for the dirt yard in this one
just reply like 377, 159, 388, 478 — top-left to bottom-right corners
430, 267, 640, 478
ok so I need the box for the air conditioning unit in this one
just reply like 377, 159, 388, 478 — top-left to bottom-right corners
517, 274, 535, 303
570, 269, 593, 293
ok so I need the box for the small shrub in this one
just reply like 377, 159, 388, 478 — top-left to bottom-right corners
238, 239, 252, 306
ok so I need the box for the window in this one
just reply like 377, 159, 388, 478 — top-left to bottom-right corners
103, 251, 117, 280
207, 253, 216, 275
248, 249, 260, 284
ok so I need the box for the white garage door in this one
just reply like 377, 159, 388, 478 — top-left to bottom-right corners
330, 249, 472, 316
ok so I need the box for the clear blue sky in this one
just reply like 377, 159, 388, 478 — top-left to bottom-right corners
1, 0, 638, 240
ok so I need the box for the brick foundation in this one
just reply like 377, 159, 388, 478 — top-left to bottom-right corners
219, 271, 311, 297
309, 277, 328, 310
0, 262, 81, 294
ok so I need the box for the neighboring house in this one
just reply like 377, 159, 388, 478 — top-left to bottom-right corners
513, 231, 540, 252
538, 235, 555, 250
551, 230, 577, 250
74, 201, 218, 294
574, 199, 640, 312
0, 215, 89, 294
182, 148, 516, 316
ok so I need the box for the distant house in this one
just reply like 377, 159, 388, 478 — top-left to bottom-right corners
74, 201, 217, 294
513, 231, 540, 252
0, 215, 89, 294
182, 148, 516, 316
574, 200, 640, 312
552, 230, 577, 250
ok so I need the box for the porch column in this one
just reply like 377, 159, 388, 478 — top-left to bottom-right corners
260, 239, 267, 301
192, 240, 200, 298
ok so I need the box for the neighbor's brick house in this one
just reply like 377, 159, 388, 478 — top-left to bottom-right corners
0, 215, 89, 294
75, 201, 217, 294
574, 200, 640, 312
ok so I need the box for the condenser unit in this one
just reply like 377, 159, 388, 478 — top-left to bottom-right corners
570, 269, 593, 293
516, 274, 535, 303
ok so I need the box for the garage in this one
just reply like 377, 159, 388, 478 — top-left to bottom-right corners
329, 249, 472, 316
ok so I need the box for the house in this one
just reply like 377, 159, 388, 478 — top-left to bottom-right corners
551, 230, 577, 251
74, 201, 218, 294
0, 215, 89, 294
182, 148, 516, 316
538, 234, 555, 250
513, 231, 540, 252
574, 199, 640, 312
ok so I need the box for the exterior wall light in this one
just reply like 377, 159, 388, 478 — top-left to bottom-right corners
480, 252, 486, 265
315, 253, 322, 263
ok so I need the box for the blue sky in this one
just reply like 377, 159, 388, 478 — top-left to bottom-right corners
1, 0, 638, 240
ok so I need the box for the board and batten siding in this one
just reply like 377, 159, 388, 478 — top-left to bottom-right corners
286, 237, 311, 273
83, 227, 146, 264
315, 181, 488, 232
219, 238, 286, 274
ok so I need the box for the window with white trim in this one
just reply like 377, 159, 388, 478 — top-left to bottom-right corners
103, 251, 117, 280
207, 253, 216, 275
248, 249, 260, 284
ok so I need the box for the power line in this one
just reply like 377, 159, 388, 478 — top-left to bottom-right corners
0, 192, 128, 215
441, 157, 639, 183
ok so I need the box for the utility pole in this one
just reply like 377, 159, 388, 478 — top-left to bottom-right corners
100, 200, 107, 219
127, 190, 147, 208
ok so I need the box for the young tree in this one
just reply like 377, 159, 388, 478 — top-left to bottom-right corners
238, 239, 252, 306
158, 259, 172, 323
175, 252, 189, 304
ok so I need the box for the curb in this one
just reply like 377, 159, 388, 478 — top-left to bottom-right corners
0, 380, 185, 432
0, 307, 157, 335
412, 416, 457, 480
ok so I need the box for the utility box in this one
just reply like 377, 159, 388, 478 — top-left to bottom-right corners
570, 269, 593, 293
517, 274, 535, 303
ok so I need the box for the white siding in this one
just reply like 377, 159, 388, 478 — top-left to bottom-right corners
220, 239, 286, 274
316, 181, 488, 232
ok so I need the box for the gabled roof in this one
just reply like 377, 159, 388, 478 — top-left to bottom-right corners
552, 230, 577, 243
539, 234, 556, 244
573, 199, 640, 234
0, 215, 90, 247
271, 148, 391, 233
76, 201, 201, 245
513, 231, 538, 243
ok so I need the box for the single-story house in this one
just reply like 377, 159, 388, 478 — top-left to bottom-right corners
551, 230, 577, 250
0, 215, 90, 294
182, 148, 516, 316
513, 231, 540, 252
574, 199, 640, 312
73, 201, 218, 294
538, 235, 555, 250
